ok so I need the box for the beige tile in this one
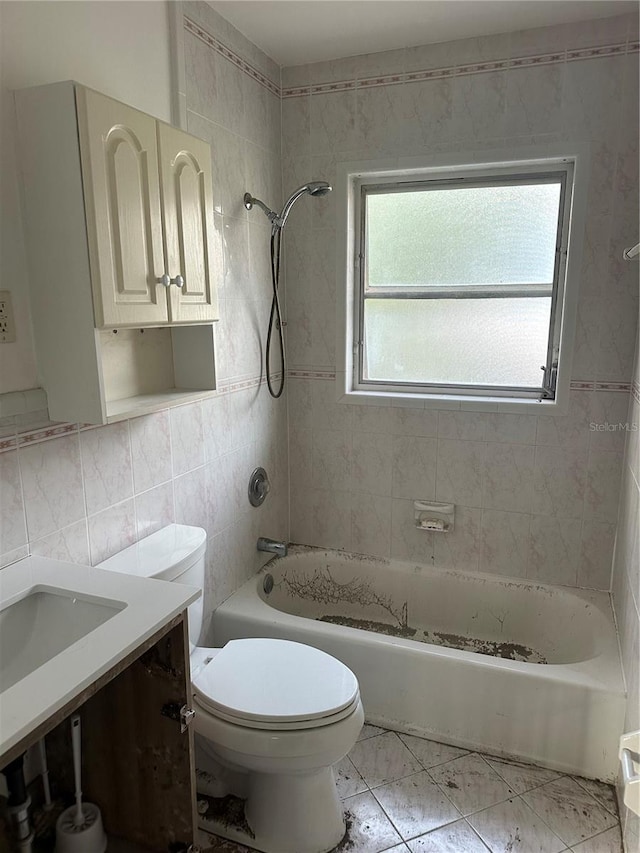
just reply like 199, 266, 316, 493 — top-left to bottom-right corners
372, 771, 461, 840
349, 732, 422, 789
429, 753, 514, 816
570, 825, 623, 852
571, 776, 618, 817
468, 796, 565, 853
523, 776, 618, 847
80, 421, 133, 515
338, 791, 403, 852
398, 734, 469, 769
334, 755, 368, 799
356, 723, 387, 741
406, 819, 490, 852
484, 755, 561, 794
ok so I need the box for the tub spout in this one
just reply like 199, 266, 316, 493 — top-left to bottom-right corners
257, 537, 288, 557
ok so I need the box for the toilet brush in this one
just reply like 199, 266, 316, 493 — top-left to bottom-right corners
55, 715, 107, 853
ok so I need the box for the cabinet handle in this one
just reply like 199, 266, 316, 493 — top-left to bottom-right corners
157, 274, 185, 288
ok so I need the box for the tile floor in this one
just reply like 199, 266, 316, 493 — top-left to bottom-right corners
198, 724, 623, 853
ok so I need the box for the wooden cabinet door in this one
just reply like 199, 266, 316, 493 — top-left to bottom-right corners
76, 87, 168, 327
157, 123, 220, 324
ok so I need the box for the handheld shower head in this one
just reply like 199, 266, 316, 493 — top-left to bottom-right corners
279, 181, 332, 227
306, 181, 332, 197
243, 181, 332, 232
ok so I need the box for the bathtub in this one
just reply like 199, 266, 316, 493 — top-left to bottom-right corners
210, 547, 625, 781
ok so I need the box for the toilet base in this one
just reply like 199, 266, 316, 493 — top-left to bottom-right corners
197, 764, 346, 853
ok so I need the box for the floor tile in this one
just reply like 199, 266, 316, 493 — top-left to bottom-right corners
335, 755, 368, 799
398, 733, 469, 769
428, 753, 515, 816
358, 723, 388, 741
349, 731, 423, 788
485, 755, 561, 794
571, 776, 619, 816
406, 818, 490, 852
372, 771, 461, 840
570, 825, 623, 852
523, 776, 618, 848
468, 796, 566, 853
337, 791, 404, 853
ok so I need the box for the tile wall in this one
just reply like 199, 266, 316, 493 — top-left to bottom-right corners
612, 342, 640, 852
283, 13, 639, 590
0, 1, 288, 634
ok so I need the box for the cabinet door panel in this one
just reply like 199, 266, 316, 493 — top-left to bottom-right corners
77, 87, 167, 327
158, 123, 220, 323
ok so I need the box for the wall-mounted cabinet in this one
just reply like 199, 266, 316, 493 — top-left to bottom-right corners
15, 81, 221, 425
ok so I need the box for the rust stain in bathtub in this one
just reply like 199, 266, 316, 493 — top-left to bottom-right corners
314, 615, 546, 663
319, 615, 417, 638
277, 549, 548, 663
426, 631, 547, 663
282, 567, 409, 629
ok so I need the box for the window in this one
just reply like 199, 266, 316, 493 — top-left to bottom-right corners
351, 160, 575, 402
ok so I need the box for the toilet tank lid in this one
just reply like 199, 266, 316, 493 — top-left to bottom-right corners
97, 524, 206, 581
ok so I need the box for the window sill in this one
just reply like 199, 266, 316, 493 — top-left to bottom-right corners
338, 386, 566, 414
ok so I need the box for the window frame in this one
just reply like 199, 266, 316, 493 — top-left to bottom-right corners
353, 163, 573, 401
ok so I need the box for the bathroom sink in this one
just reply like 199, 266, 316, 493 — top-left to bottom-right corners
0, 586, 126, 691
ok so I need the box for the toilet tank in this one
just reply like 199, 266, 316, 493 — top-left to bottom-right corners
97, 524, 207, 647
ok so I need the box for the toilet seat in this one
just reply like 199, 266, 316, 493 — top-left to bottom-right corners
192, 638, 360, 731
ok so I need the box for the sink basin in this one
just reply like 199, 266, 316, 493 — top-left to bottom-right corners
0, 585, 126, 691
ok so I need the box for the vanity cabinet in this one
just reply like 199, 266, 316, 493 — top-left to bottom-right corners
0, 615, 197, 853
15, 82, 221, 425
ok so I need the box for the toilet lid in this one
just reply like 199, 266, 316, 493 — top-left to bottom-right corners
192, 639, 359, 725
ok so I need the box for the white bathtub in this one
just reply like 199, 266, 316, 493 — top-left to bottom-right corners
210, 547, 626, 781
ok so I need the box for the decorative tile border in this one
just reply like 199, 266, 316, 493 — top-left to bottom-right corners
184, 16, 280, 98
17, 423, 78, 448
282, 39, 635, 98
0, 373, 634, 452
570, 380, 596, 390
184, 9, 636, 102
288, 369, 337, 380
595, 381, 632, 392
1, 374, 283, 452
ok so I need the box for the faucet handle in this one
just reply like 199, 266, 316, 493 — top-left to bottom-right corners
249, 467, 270, 507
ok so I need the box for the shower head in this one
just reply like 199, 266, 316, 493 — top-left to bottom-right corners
306, 181, 332, 197
244, 180, 332, 231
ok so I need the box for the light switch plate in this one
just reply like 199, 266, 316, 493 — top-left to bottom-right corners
0, 291, 16, 343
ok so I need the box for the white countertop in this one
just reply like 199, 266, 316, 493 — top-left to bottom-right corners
0, 555, 199, 762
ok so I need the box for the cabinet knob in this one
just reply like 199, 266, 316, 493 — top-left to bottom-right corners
157, 274, 185, 288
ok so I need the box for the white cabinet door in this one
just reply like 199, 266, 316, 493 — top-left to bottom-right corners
76, 87, 167, 327
157, 123, 220, 324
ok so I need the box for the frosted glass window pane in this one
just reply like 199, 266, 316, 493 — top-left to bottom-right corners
366, 182, 561, 287
363, 298, 552, 387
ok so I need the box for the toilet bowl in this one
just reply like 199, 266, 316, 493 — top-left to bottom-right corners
98, 525, 364, 853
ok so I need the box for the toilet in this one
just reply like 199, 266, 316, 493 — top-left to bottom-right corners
98, 524, 364, 853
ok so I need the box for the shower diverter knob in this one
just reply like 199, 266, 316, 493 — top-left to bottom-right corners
248, 467, 270, 507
